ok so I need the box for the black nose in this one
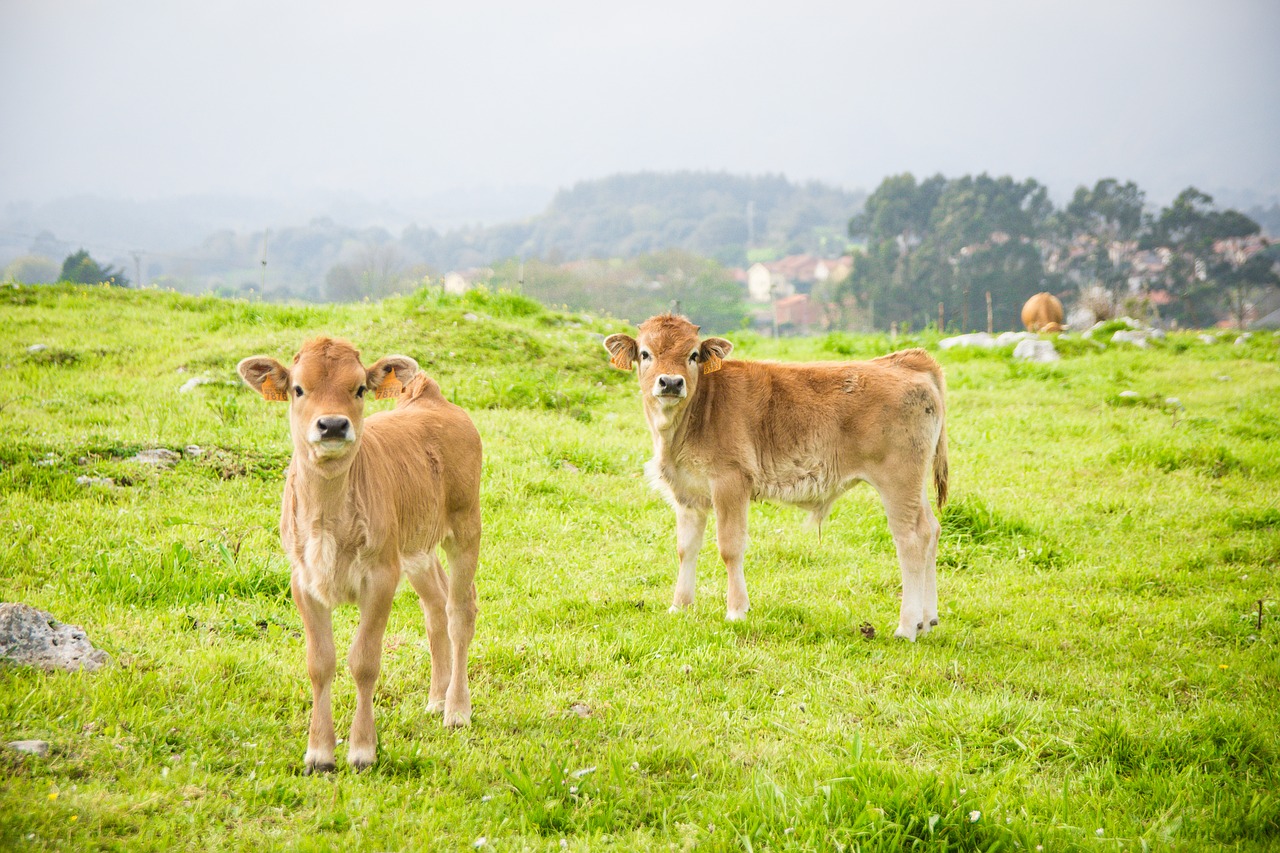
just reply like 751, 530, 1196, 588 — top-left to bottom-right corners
315, 416, 351, 439
657, 375, 685, 394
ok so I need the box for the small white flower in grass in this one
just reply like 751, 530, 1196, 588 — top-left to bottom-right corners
570, 766, 597, 778
784, 828, 794, 835
569, 785, 578, 794
560, 840, 568, 849
969, 811, 981, 823
1096, 828, 1104, 837
480, 795, 492, 803
1036, 846, 1044, 851
472, 837, 487, 849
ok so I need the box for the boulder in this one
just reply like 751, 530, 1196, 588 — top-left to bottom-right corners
1111, 330, 1151, 348
938, 332, 995, 350
1013, 339, 1059, 362
0, 603, 109, 673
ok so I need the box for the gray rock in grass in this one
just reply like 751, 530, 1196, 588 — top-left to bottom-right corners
0, 603, 110, 673
133, 448, 181, 468
7, 740, 50, 757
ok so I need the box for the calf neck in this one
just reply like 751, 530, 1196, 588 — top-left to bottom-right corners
605, 314, 948, 640
239, 337, 482, 773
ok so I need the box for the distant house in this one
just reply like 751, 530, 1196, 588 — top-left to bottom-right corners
774, 293, 815, 332
443, 267, 493, 295
746, 254, 851, 303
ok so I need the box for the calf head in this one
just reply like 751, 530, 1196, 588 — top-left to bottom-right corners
238, 337, 419, 470
604, 314, 732, 422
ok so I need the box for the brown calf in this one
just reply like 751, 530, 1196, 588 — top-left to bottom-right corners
238, 337, 481, 773
605, 314, 948, 640
1021, 292, 1065, 332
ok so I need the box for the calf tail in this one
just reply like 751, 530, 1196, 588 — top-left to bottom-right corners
933, 421, 949, 507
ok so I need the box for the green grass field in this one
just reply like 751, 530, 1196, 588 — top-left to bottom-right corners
1, 283, 1277, 851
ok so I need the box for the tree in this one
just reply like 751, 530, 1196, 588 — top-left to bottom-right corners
1062, 179, 1145, 242
3, 255, 60, 284
1221, 249, 1280, 329
60, 249, 128, 286
1143, 187, 1261, 326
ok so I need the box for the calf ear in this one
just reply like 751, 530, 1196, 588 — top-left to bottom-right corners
699, 337, 733, 374
604, 334, 638, 370
237, 357, 290, 402
367, 355, 420, 399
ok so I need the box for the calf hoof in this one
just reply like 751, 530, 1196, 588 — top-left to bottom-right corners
426, 697, 447, 714
725, 609, 748, 622
893, 624, 918, 642
348, 746, 377, 772
443, 708, 472, 728
303, 758, 336, 776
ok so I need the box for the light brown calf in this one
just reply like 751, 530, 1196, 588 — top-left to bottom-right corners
1021, 292, 1065, 332
238, 337, 481, 773
605, 314, 948, 640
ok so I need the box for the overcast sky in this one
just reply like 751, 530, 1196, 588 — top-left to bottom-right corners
2, 0, 1278, 213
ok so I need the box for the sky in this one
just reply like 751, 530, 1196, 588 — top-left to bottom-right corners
2, 0, 1278, 216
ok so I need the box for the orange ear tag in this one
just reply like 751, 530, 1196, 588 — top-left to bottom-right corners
610, 351, 633, 371
702, 353, 723, 374
375, 368, 404, 400
261, 375, 288, 402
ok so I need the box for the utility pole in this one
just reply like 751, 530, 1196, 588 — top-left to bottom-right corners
746, 200, 755, 248
131, 250, 143, 288
986, 291, 994, 334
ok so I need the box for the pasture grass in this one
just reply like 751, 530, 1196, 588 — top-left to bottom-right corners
1, 282, 1278, 851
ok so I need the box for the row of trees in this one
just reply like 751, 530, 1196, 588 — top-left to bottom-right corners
833, 174, 1276, 330
485, 250, 745, 333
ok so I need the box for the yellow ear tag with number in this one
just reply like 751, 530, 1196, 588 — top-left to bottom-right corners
261, 375, 288, 402
702, 353, 723, 374
375, 368, 403, 400
610, 350, 633, 371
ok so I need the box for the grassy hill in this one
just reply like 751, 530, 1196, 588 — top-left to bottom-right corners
1, 284, 1278, 850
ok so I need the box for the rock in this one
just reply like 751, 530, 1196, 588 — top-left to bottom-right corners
1012, 339, 1059, 362
184, 445, 204, 457
1111, 330, 1150, 348
133, 448, 180, 468
569, 702, 592, 718
75, 476, 114, 488
462, 312, 480, 322
995, 331, 1036, 347
0, 603, 110, 672
938, 332, 995, 350
1198, 334, 1217, 345
1235, 333, 1252, 346
26, 344, 48, 354
1118, 390, 1140, 399
178, 377, 214, 393
7, 740, 50, 757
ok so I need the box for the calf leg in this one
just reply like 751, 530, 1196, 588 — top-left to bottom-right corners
711, 479, 751, 621
292, 575, 336, 774
347, 569, 398, 770
441, 518, 480, 728
670, 502, 708, 612
877, 483, 938, 641
405, 553, 452, 713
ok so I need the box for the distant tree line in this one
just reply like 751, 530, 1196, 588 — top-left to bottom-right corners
840, 174, 1277, 330
484, 249, 745, 333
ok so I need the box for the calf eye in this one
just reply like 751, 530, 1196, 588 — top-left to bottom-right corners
640, 352, 652, 361
293, 386, 304, 398
689, 352, 700, 363
356, 385, 366, 398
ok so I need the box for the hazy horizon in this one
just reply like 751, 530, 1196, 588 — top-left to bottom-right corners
3, 0, 1279, 219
